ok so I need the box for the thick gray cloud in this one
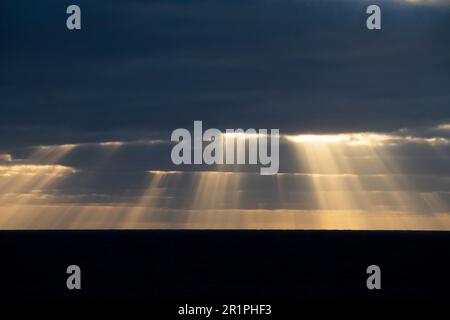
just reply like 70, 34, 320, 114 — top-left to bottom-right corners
1, 0, 449, 149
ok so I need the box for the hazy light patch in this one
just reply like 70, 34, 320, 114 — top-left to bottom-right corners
0, 145, 78, 201
117, 169, 244, 228
26, 138, 167, 152
30, 144, 77, 164
143, 170, 243, 210
286, 133, 392, 146
1, 206, 450, 230
399, 0, 450, 5
147, 170, 184, 175
0, 154, 12, 162
0, 163, 77, 226
435, 123, 450, 131
286, 133, 450, 146
0, 164, 77, 195
98, 141, 125, 147
123, 170, 178, 228
413, 137, 450, 146
190, 171, 241, 210
137, 139, 167, 145
82, 138, 167, 148
0, 164, 76, 177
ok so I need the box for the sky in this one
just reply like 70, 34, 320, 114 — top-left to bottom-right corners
0, 0, 449, 229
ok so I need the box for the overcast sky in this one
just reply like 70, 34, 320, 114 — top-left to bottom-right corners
0, 0, 449, 229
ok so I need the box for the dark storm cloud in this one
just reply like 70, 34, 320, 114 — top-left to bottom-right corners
1, 0, 449, 149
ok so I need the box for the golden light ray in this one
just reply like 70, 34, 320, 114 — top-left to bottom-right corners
0, 143, 77, 197
122, 170, 168, 228
292, 137, 364, 212
287, 132, 450, 229
0, 164, 77, 227
122, 169, 243, 228
29, 144, 77, 164
1, 132, 449, 230
0, 144, 78, 227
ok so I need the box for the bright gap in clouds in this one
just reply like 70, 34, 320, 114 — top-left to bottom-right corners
285, 132, 450, 146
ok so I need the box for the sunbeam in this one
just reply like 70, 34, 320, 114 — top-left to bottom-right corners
0, 131, 449, 230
